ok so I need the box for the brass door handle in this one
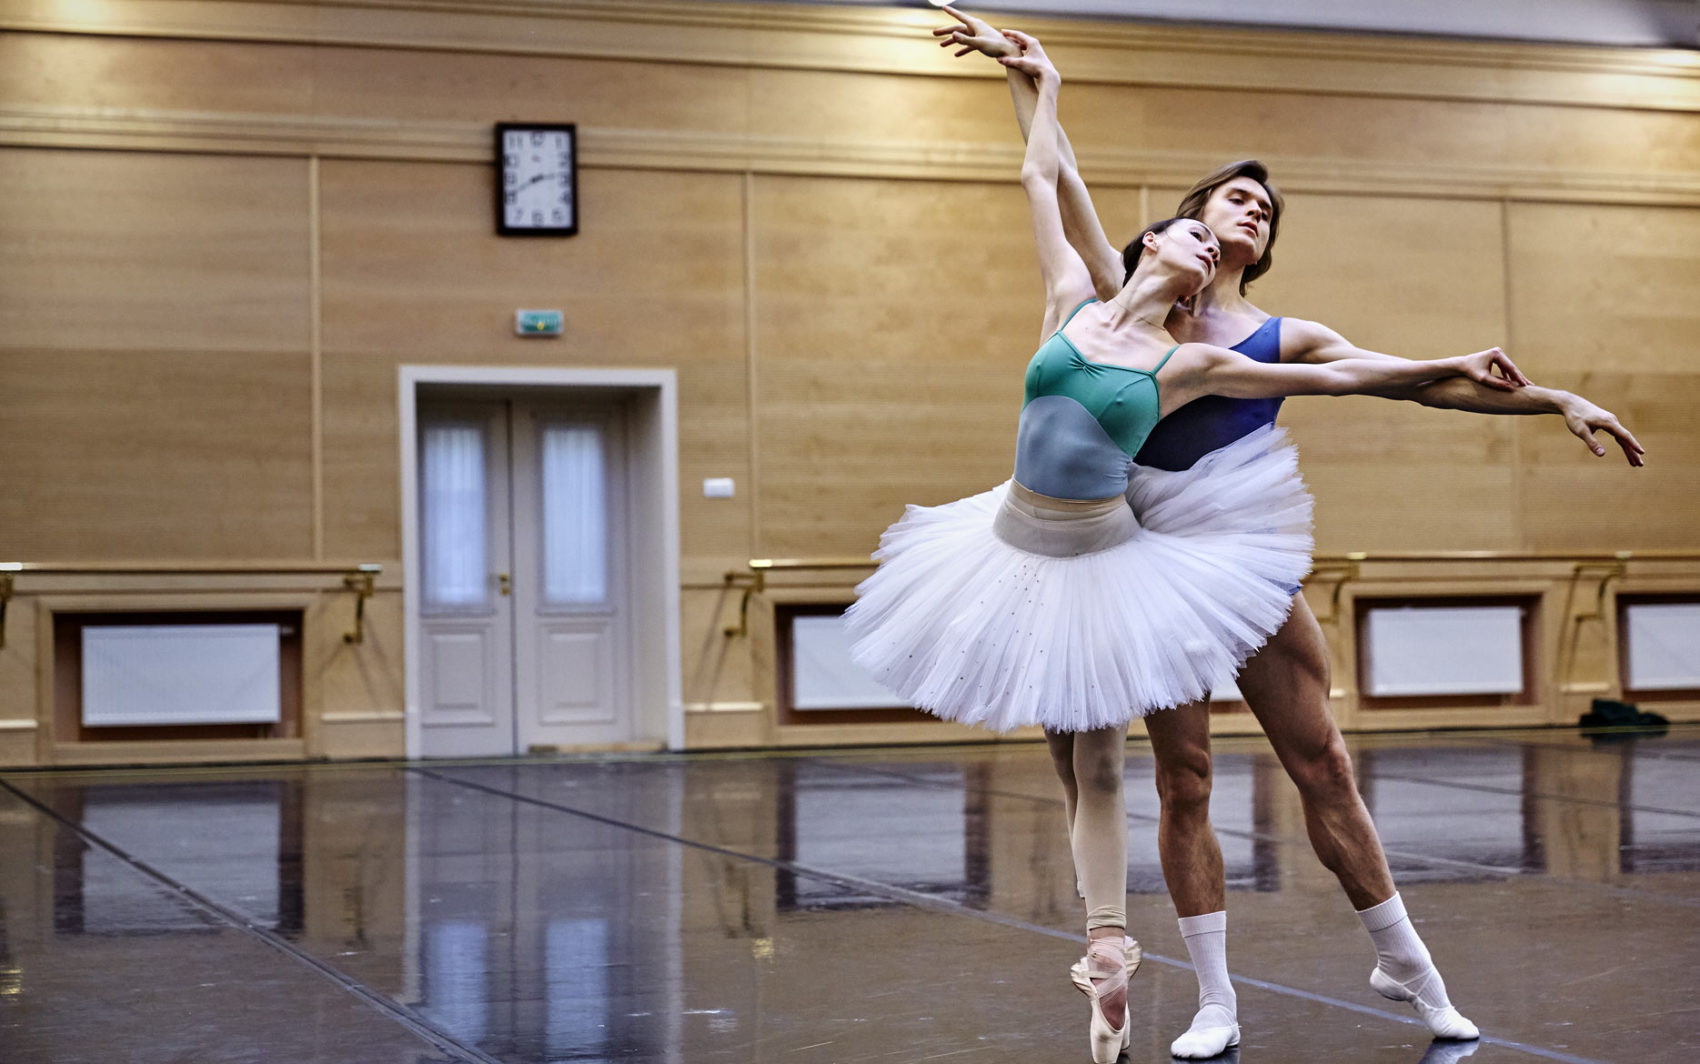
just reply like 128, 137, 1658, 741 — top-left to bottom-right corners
497, 573, 512, 596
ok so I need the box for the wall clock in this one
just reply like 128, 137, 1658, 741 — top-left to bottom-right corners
496, 122, 577, 236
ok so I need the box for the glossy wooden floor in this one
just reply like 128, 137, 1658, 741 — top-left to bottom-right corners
1, 727, 1696, 1064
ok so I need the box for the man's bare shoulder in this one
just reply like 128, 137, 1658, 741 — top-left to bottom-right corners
1276, 316, 1353, 362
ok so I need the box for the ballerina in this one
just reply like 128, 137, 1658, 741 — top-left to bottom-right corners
845, 33, 1528, 1064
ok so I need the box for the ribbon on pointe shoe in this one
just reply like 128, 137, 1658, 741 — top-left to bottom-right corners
1068, 935, 1142, 995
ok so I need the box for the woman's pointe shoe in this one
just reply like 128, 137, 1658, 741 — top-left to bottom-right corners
1069, 935, 1139, 1058
1079, 939, 1130, 1064
1068, 936, 1141, 992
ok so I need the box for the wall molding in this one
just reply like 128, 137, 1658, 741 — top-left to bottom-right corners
4, 104, 1698, 207
0, 0, 1696, 113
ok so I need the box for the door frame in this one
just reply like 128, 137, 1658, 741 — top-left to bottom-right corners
399, 366, 682, 757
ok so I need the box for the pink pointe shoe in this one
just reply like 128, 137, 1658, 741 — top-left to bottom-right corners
1068, 935, 1142, 992
1074, 937, 1132, 1063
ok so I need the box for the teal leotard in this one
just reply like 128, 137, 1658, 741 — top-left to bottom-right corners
1014, 300, 1178, 500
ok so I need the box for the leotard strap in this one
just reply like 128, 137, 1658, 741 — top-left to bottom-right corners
1058, 298, 1096, 331
1152, 345, 1180, 373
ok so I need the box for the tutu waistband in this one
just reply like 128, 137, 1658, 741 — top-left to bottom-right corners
992, 482, 1136, 558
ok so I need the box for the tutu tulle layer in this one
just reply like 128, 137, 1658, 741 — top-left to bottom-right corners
844, 425, 1313, 733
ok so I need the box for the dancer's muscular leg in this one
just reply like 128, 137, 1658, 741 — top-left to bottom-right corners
1146, 703, 1239, 1057
1235, 594, 1393, 909
1239, 594, 1476, 1039
1145, 700, 1223, 916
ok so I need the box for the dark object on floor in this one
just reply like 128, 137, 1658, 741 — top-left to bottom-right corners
1580, 697, 1669, 741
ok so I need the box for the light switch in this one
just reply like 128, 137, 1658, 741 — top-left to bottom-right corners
703, 477, 735, 499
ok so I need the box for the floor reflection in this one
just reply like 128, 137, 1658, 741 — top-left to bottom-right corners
775, 760, 990, 910
50, 779, 303, 937
0, 727, 1696, 1063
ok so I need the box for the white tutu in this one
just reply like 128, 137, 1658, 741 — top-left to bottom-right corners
844, 425, 1313, 733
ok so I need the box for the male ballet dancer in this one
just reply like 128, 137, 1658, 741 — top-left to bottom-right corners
935, 8, 1643, 1057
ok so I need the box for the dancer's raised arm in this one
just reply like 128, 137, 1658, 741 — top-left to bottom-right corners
1001, 39, 1095, 338
936, 11, 1123, 298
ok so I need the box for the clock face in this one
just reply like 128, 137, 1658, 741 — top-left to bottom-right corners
497, 124, 577, 235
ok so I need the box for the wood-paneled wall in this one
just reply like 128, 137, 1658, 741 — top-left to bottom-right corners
0, 0, 1696, 757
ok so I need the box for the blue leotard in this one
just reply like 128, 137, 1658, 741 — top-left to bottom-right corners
1133, 316, 1284, 471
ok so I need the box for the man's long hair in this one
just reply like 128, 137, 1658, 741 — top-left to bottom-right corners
1173, 160, 1284, 295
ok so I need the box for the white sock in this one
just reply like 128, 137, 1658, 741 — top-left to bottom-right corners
1359, 893, 1478, 1039
1178, 910, 1236, 1027
1358, 893, 1439, 987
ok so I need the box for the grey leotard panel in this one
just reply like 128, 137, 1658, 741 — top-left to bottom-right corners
1012, 394, 1136, 500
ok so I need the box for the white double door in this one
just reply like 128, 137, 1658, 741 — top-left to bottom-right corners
418, 399, 631, 756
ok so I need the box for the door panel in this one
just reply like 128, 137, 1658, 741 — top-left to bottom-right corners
512, 402, 631, 748
422, 628, 498, 726
537, 625, 615, 725
418, 402, 515, 757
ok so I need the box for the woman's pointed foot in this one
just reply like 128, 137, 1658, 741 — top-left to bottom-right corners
1083, 937, 1129, 1064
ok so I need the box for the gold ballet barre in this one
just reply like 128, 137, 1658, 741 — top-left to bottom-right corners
1558, 557, 1631, 695
0, 570, 14, 650
343, 564, 382, 644
747, 557, 881, 571
1306, 559, 1360, 626
0, 562, 386, 649
1311, 549, 1699, 563
1567, 557, 1630, 623
0, 561, 390, 575
721, 557, 876, 638
721, 569, 763, 638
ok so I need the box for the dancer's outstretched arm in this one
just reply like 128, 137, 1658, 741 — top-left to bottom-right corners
1004, 40, 1095, 338
936, 11, 1123, 297
1159, 343, 1529, 416
1282, 318, 1645, 465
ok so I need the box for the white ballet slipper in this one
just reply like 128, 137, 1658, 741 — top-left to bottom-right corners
1169, 1019, 1240, 1059
1371, 965, 1480, 1040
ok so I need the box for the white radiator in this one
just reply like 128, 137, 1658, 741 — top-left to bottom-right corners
1364, 605, 1525, 697
790, 615, 911, 710
1625, 603, 1700, 690
81, 624, 281, 726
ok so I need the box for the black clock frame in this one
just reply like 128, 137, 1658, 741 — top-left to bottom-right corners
495, 122, 578, 237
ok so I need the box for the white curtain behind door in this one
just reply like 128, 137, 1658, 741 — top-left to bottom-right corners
540, 423, 607, 605
421, 423, 489, 609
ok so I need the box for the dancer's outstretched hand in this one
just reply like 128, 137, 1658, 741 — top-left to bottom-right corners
997, 30, 1059, 85
1455, 347, 1530, 391
1560, 394, 1646, 465
933, 5, 1018, 58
